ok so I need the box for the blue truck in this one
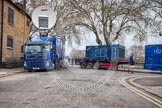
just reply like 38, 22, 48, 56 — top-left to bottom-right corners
80, 44, 128, 70
23, 36, 64, 71
23, 5, 65, 71
144, 44, 162, 71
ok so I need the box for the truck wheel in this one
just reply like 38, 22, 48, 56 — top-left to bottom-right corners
47, 63, 55, 71
93, 62, 99, 69
87, 62, 93, 69
82, 62, 87, 68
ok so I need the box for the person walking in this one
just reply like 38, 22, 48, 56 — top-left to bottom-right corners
128, 53, 136, 73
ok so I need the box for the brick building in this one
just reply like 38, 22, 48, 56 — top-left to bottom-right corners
0, 0, 31, 67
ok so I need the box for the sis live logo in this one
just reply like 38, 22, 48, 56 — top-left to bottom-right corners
154, 48, 161, 54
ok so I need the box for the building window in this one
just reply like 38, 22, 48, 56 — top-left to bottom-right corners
8, 7, 14, 25
7, 37, 13, 48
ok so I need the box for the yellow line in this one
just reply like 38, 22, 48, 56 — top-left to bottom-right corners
122, 78, 162, 105
122, 77, 162, 104
119, 80, 162, 108
120, 80, 162, 108
119, 78, 162, 108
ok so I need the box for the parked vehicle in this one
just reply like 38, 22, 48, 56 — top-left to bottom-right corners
80, 44, 128, 70
23, 5, 65, 71
24, 36, 64, 71
144, 44, 162, 71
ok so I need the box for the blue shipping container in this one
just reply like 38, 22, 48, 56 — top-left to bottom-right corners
86, 45, 111, 61
111, 44, 125, 61
85, 44, 125, 61
144, 45, 162, 71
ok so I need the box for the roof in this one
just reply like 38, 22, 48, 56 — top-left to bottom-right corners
4, 0, 31, 20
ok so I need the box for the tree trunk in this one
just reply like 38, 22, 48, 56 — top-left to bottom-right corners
103, 25, 111, 45
94, 31, 102, 45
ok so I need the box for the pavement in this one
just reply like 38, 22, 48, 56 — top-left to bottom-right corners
119, 67, 162, 98
0, 68, 24, 78
118, 67, 162, 74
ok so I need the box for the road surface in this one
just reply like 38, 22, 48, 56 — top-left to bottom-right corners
0, 66, 160, 108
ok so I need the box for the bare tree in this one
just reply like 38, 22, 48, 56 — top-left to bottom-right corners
68, 0, 160, 45
149, 0, 162, 36
150, 0, 162, 19
25, 0, 161, 45
130, 45, 144, 62
68, 0, 103, 44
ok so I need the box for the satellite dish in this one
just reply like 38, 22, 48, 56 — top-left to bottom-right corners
32, 5, 57, 30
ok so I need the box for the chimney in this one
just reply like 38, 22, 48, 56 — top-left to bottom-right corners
22, 0, 26, 10
15, 0, 26, 11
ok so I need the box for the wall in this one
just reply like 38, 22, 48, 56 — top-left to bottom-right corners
2, 1, 31, 62
0, 1, 2, 36
0, 0, 4, 66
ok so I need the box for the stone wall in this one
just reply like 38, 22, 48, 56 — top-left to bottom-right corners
2, 1, 31, 62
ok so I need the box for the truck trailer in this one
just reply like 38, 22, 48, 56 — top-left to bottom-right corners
80, 44, 128, 70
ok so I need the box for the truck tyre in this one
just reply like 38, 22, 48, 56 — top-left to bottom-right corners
47, 63, 55, 71
80, 63, 83, 68
87, 62, 93, 69
93, 62, 99, 69
82, 62, 87, 68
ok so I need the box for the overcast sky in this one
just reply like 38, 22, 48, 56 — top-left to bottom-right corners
65, 32, 162, 56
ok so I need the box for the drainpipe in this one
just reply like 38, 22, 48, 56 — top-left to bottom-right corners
0, 0, 4, 67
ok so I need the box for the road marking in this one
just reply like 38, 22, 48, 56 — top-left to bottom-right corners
119, 77, 162, 108
122, 77, 162, 104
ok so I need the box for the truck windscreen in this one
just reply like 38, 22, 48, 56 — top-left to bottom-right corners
25, 44, 51, 53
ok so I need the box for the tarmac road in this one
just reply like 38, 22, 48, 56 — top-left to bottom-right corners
0, 66, 161, 108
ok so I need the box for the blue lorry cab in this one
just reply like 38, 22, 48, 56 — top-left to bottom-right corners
24, 36, 64, 71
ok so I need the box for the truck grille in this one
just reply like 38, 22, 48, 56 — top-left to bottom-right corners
29, 62, 43, 68
27, 55, 46, 59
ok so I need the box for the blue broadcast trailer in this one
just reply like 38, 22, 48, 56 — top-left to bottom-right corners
80, 44, 128, 70
144, 44, 162, 71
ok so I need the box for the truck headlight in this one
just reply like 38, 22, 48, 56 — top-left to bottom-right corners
24, 62, 27, 67
46, 61, 50, 66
